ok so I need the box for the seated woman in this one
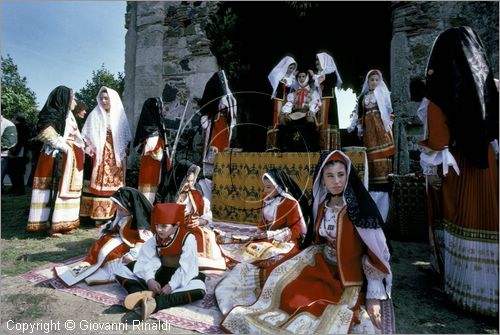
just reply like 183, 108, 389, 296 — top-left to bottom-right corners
218, 168, 308, 267
217, 151, 394, 334
158, 160, 226, 270
54, 187, 153, 286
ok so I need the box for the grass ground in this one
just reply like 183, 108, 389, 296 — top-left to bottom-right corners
1, 190, 96, 277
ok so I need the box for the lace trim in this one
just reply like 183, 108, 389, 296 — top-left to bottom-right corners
266, 227, 292, 242
420, 160, 438, 175
345, 186, 379, 229
363, 255, 388, 300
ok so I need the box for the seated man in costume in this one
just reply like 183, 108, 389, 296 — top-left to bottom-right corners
218, 168, 308, 267
54, 187, 153, 286
280, 71, 321, 125
115, 203, 206, 320
278, 71, 321, 151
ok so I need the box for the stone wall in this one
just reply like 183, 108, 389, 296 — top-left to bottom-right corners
390, 1, 499, 174
124, 1, 220, 167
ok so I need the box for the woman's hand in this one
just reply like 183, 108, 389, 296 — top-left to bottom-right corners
147, 279, 162, 294
160, 284, 172, 296
366, 298, 382, 329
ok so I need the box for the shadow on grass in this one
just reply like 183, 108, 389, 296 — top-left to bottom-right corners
2, 237, 96, 276
1, 191, 98, 240
15, 239, 95, 263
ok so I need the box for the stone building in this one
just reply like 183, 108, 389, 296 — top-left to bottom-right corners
123, 1, 499, 173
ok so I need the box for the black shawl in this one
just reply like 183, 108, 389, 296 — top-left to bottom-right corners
133, 97, 164, 150
110, 186, 152, 231
37, 85, 72, 135
264, 168, 310, 225
198, 72, 225, 118
425, 26, 499, 169
155, 160, 202, 204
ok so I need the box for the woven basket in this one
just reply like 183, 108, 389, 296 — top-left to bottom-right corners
386, 174, 428, 241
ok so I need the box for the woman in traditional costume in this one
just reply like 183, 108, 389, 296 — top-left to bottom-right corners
54, 187, 152, 286
134, 97, 169, 204
218, 168, 308, 267
268, 56, 298, 128
218, 150, 394, 334
350, 69, 395, 222
159, 160, 226, 270
418, 26, 498, 316
27, 86, 84, 237
309, 52, 343, 129
198, 70, 237, 177
80, 86, 132, 224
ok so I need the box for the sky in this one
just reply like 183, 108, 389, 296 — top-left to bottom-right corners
2, 1, 127, 108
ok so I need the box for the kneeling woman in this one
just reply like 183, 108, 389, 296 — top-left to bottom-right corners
219, 151, 394, 334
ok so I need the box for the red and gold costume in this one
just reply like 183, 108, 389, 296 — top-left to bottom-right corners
354, 70, 395, 187
135, 97, 170, 204
217, 151, 394, 334
27, 86, 84, 234
54, 187, 152, 286
80, 86, 131, 221
137, 136, 166, 203
419, 101, 498, 316
418, 26, 498, 317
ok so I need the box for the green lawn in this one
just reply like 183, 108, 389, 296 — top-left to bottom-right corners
1, 191, 97, 276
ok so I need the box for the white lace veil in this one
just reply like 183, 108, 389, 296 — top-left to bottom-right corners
81, 86, 132, 167
357, 69, 393, 131
316, 52, 343, 89
268, 56, 297, 99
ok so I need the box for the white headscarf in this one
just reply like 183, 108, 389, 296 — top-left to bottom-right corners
262, 172, 307, 235
312, 150, 351, 221
316, 52, 343, 89
82, 86, 132, 167
357, 69, 393, 131
268, 56, 297, 99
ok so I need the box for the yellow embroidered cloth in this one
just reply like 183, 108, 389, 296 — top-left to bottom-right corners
211, 151, 367, 224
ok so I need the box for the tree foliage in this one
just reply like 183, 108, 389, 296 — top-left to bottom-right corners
1, 55, 38, 125
75, 64, 124, 111
206, 7, 249, 84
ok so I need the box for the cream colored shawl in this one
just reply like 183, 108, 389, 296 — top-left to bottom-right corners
81, 86, 131, 167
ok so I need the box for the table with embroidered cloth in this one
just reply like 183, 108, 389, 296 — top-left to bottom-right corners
211, 151, 368, 224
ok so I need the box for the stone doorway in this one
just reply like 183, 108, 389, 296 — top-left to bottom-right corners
208, 1, 392, 151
